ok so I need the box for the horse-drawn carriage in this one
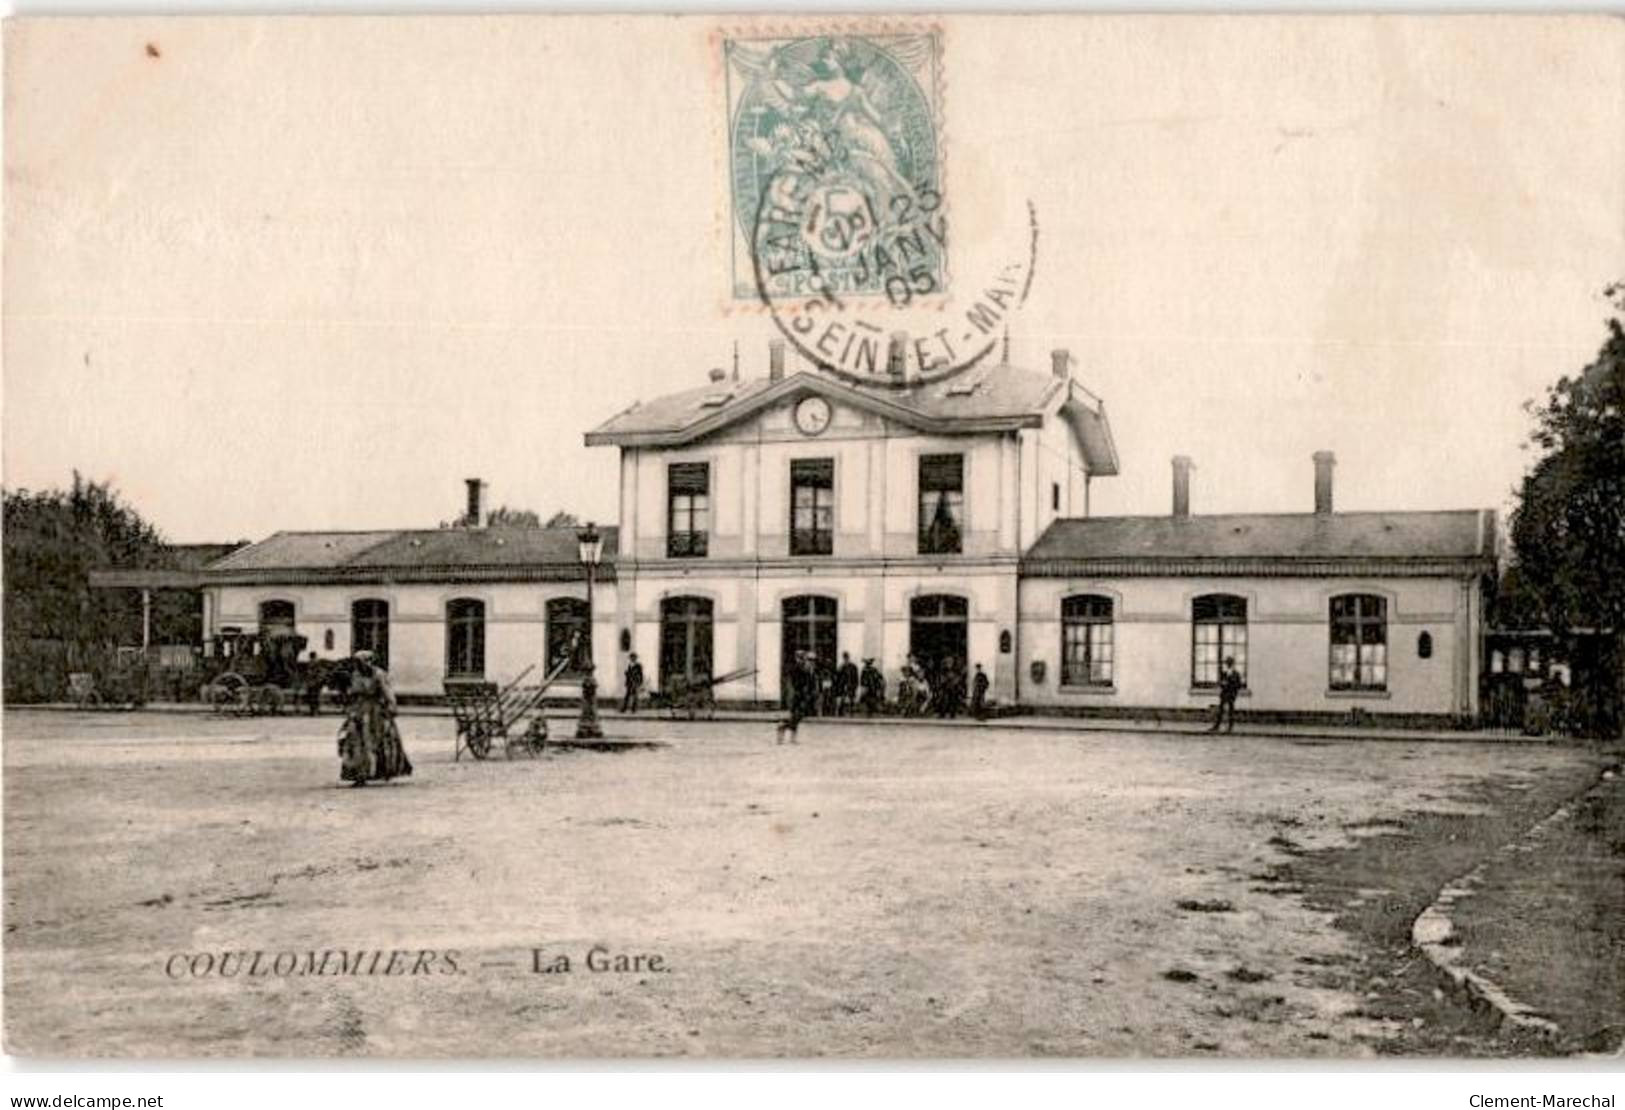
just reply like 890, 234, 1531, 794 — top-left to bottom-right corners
200, 627, 312, 715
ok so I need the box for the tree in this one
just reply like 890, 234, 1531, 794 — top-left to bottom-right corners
484, 505, 542, 528
544, 510, 580, 529
1509, 284, 1625, 735
2, 473, 171, 700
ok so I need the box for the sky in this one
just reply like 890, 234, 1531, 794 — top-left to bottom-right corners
5, 14, 1622, 542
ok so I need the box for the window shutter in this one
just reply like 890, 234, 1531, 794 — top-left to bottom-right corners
669, 462, 709, 494
791, 458, 834, 486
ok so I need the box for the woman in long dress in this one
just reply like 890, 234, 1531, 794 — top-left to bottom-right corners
338, 650, 413, 787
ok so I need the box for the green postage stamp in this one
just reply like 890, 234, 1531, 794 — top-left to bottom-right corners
724, 28, 946, 305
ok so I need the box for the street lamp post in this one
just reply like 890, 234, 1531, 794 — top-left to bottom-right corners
575, 521, 605, 740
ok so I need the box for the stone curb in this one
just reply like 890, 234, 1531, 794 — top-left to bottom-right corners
1410, 765, 1622, 1050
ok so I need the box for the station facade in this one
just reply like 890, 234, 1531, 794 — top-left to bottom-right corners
199, 343, 1496, 722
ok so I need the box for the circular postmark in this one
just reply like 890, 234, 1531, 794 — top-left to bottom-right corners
752, 184, 1038, 388
731, 33, 1037, 388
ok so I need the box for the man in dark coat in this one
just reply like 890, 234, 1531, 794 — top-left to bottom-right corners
971, 662, 990, 720
836, 652, 859, 716
859, 658, 884, 716
778, 653, 818, 744
1208, 656, 1243, 733
621, 653, 645, 714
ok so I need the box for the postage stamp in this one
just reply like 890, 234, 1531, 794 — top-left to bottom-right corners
724, 28, 946, 305
724, 25, 1040, 388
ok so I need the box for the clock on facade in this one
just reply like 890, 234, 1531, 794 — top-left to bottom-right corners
794, 395, 832, 436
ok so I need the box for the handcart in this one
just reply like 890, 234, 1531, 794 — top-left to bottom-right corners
445, 655, 572, 761
658, 667, 756, 720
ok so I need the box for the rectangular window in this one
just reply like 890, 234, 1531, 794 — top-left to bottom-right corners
918, 454, 964, 555
1052, 482, 1060, 512
1061, 595, 1114, 687
546, 598, 590, 678
1192, 595, 1249, 688
789, 458, 835, 556
1330, 594, 1388, 691
446, 599, 485, 678
667, 462, 709, 558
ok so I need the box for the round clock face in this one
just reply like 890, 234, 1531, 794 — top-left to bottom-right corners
794, 396, 832, 436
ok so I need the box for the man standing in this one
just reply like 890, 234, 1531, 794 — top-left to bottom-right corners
859, 658, 884, 716
778, 652, 817, 745
620, 652, 644, 714
836, 652, 859, 717
1208, 656, 1242, 734
303, 651, 325, 717
971, 662, 990, 720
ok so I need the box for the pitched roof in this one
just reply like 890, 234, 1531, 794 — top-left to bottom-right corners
1022, 510, 1495, 576
206, 531, 402, 572
584, 363, 1077, 446
204, 526, 619, 584
165, 542, 250, 569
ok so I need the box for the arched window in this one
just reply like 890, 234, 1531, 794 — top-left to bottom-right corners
546, 598, 590, 677
1061, 595, 1114, 687
782, 596, 838, 703
660, 596, 714, 690
1417, 631, 1433, 660
258, 599, 296, 635
1330, 594, 1387, 691
446, 598, 485, 678
1192, 594, 1248, 688
350, 599, 390, 669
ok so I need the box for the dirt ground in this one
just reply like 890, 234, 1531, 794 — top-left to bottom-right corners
1, 709, 1610, 1058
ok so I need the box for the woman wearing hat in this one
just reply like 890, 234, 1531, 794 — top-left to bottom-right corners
338, 650, 413, 786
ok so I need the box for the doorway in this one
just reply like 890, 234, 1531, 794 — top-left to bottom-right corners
909, 594, 968, 691
781, 595, 838, 706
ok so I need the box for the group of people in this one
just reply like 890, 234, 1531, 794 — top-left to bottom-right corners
895, 655, 992, 720
774, 651, 992, 742
330, 648, 1244, 783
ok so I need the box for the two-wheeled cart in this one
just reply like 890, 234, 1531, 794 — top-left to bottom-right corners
445, 655, 573, 761
658, 667, 756, 720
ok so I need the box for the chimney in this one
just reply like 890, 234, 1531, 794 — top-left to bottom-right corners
887, 332, 908, 379
1313, 451, 1336, 514
1051, 348, 1070, 379
768, 339, 786, 382
708, 367, 727, 383
1172, 455, 1193, 518
465, 478, 484, 527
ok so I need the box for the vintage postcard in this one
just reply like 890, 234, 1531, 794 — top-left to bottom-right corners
4, 14, 1624, 1061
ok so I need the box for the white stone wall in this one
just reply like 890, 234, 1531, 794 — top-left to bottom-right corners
1016, 575, 1481, 718
208, 581, 617, 697
619, 565, 1019, 704
620, 394, 1072, 564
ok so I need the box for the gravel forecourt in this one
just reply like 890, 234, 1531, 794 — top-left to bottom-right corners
1, 709, 1608, 1058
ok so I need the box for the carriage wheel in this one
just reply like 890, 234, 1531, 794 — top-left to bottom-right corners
211, 673, 247, 713
466, 726, 492, 760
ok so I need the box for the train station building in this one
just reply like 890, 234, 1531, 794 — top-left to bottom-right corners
193, 342, 1497, 723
